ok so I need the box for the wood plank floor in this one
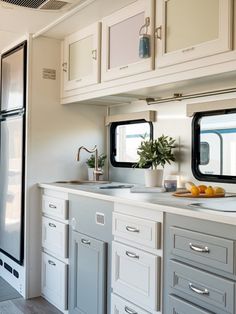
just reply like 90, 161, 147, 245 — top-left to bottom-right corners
0, 297, 62, 314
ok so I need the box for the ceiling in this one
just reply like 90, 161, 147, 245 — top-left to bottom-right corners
0, 0, 136, 52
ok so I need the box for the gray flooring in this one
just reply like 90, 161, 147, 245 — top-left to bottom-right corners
0, 297, 62, 314
0, 278, 21, 302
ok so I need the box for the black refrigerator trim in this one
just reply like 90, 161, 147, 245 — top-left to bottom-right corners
0, 40, 27, 265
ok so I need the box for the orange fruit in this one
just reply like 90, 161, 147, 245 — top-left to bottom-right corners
191, 186, 200, 197
214, 186, 225, 195
205, 186, 215, 197
198, 185, 207, 194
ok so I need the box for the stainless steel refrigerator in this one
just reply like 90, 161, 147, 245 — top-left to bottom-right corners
0, 41, 27, 265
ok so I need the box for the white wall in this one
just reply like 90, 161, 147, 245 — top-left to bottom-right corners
26, 36, 106, 298
109, 94, 236, 194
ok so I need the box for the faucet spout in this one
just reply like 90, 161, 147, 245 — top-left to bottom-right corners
77, 145, 102, 181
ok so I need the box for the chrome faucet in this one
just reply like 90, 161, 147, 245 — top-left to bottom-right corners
77, 145, 103, 181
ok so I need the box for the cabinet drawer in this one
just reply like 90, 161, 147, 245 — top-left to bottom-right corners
41, 252, 68, 311
112, 241, 160, 311
168, 295, 211, 314
111, 293, 151, 314
169, 260, 235, 314
170, 226, 234, 273
42, 217, 68, 258
113, 213, 161, 249
42, 195, 68, 220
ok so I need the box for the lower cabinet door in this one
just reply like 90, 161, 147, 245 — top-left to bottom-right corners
111, 293, 151, 314
168, 295, 212, 314
112, 241, 160, 311
41, 252, 68, 311
69, 231, 107, 314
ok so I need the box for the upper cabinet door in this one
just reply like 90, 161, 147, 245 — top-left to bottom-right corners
101, 0, 155, 82
156, 0, 233, 68
63, 22, 101, 91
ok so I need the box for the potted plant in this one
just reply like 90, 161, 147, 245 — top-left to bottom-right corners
136, 135, 176, 187
86, 154, 107, 180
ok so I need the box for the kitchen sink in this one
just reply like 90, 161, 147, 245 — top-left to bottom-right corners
189, 198, 236, 212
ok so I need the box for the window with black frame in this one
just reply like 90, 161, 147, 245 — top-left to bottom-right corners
192, 109, 236, 183
110, 119, 153, 168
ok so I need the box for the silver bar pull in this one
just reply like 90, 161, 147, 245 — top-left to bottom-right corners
125, 306, 138, 314
48, 223, 56, 228
120, 65, 129, 70
126, 251, 139, 259
81, 239, 91, 245
92, 49, 97, 60
189, 283, 209, 295
49, 204, 56, 209
62, 62, 67, 72
48, 260, 56, 266
126, 226, 140, 233
189, 243, 210, 253
155, 26, 162, 39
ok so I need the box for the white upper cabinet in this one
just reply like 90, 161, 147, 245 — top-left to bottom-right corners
156, 0, 233, 67
63, 22, 101, 91
101, 0, 155, 82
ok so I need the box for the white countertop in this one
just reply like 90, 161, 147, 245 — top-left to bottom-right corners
39, 182, 236, 225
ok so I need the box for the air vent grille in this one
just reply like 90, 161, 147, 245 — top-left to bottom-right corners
40, 0, 68, 10
1, 0, 47, 8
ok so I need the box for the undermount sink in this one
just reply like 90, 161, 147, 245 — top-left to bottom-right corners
189, 198, 236, 212
55, 180, 110, 185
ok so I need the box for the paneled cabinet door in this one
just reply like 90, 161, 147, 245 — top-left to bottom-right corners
63, 22, 101, 91
69, 231, 107, 314
41, 253, 68, 311
102, 0, 154, 82
156, 0, 233, 67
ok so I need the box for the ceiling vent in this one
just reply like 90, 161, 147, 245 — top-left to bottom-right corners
0, 0, 87, 10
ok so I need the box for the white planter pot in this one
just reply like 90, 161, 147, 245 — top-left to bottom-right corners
144, 169, 163, 187
88, 168, 104, 181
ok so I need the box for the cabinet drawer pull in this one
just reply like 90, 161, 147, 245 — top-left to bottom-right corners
62, 62, 67, 72
124, 306, 138, 314
92, 49, 97, 60
182, 46, 195, 53
189, 282, 209, 295
120, 65, 128, 70
81, 239, 91, 245
189, 243, 209, 253
155, 25, 162, 39
48, 222, 56, 228
126, 226, 139, 233
49, 204, 57, 209
48, 260, 56, 266
126, 251, 139, 259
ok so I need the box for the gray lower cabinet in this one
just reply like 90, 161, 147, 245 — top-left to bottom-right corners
69, 231, 107, 314
164, 213, 236, 314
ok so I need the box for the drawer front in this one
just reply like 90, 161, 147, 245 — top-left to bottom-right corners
168, 295, 211, 314
42, 217, 68, 258
42, 195, 68, 220
111, 293, 151, 314
113, 213, 161, 249
169, 260, 235, 313
41, 252, 68, 311
112, 241, 160, 311
170, 226, 234, 273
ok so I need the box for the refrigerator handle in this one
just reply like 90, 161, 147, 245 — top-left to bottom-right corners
0, 109, 24, 119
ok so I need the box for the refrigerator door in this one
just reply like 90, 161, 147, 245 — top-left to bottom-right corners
0, 113, 24, 264
1, 42, 26, 112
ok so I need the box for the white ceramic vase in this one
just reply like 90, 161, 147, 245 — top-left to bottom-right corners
144, 169, 163, 187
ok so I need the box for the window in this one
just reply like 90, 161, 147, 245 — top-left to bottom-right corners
192, 109, 236, 183
110, 119, 153, 167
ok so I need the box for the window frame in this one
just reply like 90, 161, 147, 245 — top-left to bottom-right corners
110, 119, 153, 168
192, 108, 236, 183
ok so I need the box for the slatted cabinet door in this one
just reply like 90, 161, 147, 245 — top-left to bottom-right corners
69, 231, 107, 314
